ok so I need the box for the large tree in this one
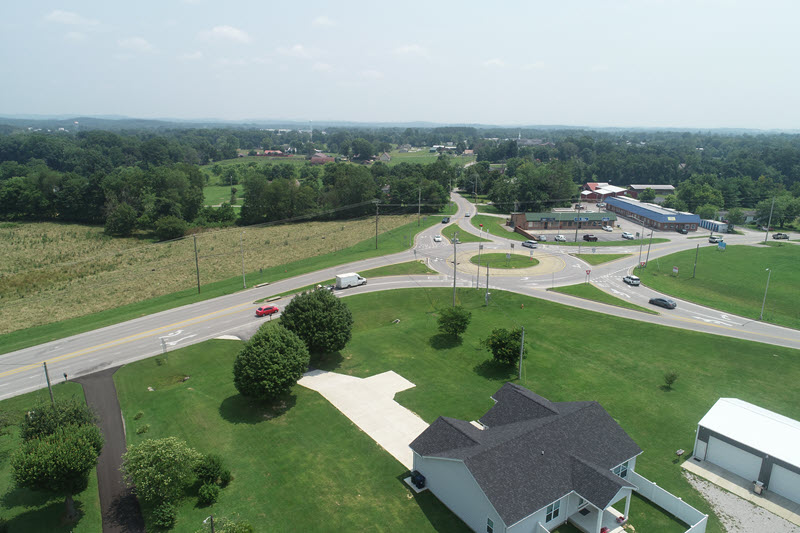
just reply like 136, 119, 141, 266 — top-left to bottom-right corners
233, 324, 310, 400
121, 437, 202, 505
437, 306, 472, 338
481, 327, 526, 366
279, 289, 354, 354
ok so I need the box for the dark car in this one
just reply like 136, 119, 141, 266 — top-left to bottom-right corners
583, 234, 598, 242
772, 233, 789, 239
677, 228, 688, 234
648, 297, 677, 309
441, 217, 450, 223
255, 305, 279, 317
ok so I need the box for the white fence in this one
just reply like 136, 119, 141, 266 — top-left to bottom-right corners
534, 523, 551, 533
629, 470, 708, 533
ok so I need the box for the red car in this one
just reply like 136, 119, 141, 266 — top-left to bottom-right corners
255, 305, 279, 317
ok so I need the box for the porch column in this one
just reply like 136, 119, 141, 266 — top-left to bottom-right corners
624, 490, 632, 518
595, 506, 603, 533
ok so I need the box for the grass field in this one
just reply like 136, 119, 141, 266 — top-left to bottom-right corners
475, 204, 508, 215
385, 150, 475, 167
572, 253, 631, 265
470, 214, 525, 241
114, 287, 800, 533
0, 383, 101, 532
0, 208, 455, 354
441, 223, 490, 243
636, 244, 800, 329
549, 283, 657, 314
203, 185, 242, 206
470, 252, 539, 269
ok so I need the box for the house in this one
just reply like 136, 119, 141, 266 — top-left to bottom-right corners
410, 384, 642, 533
627, 184, 675, 198
309, 153, 335, 165
463, 149, 474, 155
379, 152, 391, 162
263, 150, 284, 156
693, 398, 800, 505
605, 196, 700, 232
581, 183, 628, 202
508, 211, 617, 232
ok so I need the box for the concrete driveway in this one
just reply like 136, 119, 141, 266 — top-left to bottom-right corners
298, 370, 429, 469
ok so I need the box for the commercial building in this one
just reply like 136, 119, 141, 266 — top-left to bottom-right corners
627, 184, 675, 198
605, 196, 700, 232
581, 182, 627, 202
509, 211, 617, 231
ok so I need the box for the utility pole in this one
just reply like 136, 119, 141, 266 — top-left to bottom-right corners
692, 243, 700, 278
644, 231, 654, 266
476, 244, 483, 289
638, 218, 646, 265
518, 327, 525, 380
375, 202, 379, 250
452, 232, 458, 307
240, 231, 247, 289
764, 196, 775, 244
417, 187, 421, 226
193, 234, 201, 294
485, 262, 490, 306
760, 268, 772, 320
43, 362, 55, 407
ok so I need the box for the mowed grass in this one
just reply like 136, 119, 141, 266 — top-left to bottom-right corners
572, 253, 631, 265
385, 150, 476, 167
0, 210, 453, 354
111, 287, 800, 533
637, 244, 800, 329
470, 253, 539, 269
113, 341, 466, 532
0, 383, 101, 532
203, 185, 242, 206
549, 283, 657, 314
470, 214, 526, 241
441, 223, 490, 243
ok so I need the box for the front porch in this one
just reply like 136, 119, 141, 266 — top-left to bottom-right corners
568, 505, 628, 533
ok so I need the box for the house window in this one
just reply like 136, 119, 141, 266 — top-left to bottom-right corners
613, 461, 629, 479
487, 517, 494, 533
546, 500, 560, 522
577, 497, 586, 508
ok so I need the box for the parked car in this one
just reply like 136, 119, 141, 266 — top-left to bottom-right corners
255, 305, 279, 317
649, 297, 677, 309
677, 228, 689, 234
621, 232, 635, 240
535, 234, 547, 241
623, 275, 640, 286
554, 235, 566, 242
708, 235, 723, 243
442, 217, 450, 223
602, 225, 613, 232
522, 240, 538, 249
574, 204, 585, 210
596, 202, 606, 208
583, 234, 598, 242
772, 233, 789, 239
433, 234, 442, 242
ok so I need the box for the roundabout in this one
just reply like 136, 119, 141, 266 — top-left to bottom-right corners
447, 247, 566, 277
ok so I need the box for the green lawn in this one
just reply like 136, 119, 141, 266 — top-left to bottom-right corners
637, 244, 799, 329
475, 204, 508, 215
552, 237, 671, 247
549, 283, 657, 314
0, 208, 454, 356
385, 151, 476, 167
114, 287, 800, 533
0, 383, 101, 532
572, 253, 632, 265
470, 252, 539, 269
441, 224, 490, 243
470, 214, 526, 241
203, 185, 242, 206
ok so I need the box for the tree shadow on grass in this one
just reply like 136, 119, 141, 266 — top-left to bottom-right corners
309, 351, 343, 372
0, 496, 85, 533
659, 385, 674, 392
473, 359, 517, 381
428, 334, 462, 350
394, 473, 468, 532
218, 393, 297, 425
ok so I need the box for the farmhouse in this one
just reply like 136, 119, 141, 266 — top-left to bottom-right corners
693, 398, 800, 506
379, 152, 391, 162
508, 211, 617, 231
605, 196, 700, 232
627, 184, 675, 198
581, 182, 627, 202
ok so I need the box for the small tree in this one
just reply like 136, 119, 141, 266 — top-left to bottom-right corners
121, 437, 202, 505
280, 289, 354, 354
481, 327, 525, 366
233, 324, 310, 400
663, 371, 679, 390
20, 399, 97, 441
154, 215, 188, 241
726, 207, 745, 225
437, 306, 472, 337
697, 204, 720, 221
638, 188, 657, 203
104, 202, 137, 236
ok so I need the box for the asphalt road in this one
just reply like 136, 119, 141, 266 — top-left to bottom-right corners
1, 194, 798, 400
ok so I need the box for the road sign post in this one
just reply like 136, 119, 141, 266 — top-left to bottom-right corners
672, 266, 679, 276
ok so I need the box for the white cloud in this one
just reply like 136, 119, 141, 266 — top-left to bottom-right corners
394, 44, 429, 57
215, 57, 247, 67
277, 44, 312, 58
312, 16, 335, 27
45, 9, 99, 26
118, 37, 156, 53
522, 61, 545, 70
482, 58, 506, 68
202, 25, 251, 43
177, 51, 203, 61
312, 62, 333, 72
65, 31, 87, 42
590, 64, 609, 72
252, 56, 273, 65
360, 70, 383, 80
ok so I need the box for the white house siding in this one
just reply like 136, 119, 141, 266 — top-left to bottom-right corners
706, 437, 762, 482
414, 453, 504, 533
769, 464, 800, 504
507, 495, 570, 533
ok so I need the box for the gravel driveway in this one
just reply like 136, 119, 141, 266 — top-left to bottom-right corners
685, 472, 799, 533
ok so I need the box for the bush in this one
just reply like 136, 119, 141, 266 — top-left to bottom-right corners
104, 202, 137, 237
133, 411, 144, 420
233, 324, 310, 400
664, 371, 679, 389
136, 424, 150, 435
151, 501, 177, 529
198, 483, 220, 506
280, 288, 354, 353
219, 468, 232, 487
20, 399, 97, 441
437, 306, 472, 337
481, 327, 525, 366
121, 437, 202, 505
195, 453, 223, 485
154, 216, 188, 241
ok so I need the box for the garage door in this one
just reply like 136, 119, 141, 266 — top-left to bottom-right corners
769, 464, 800, 504
706, 436, 762, 481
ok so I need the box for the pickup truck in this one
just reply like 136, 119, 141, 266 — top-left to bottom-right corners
582, 234, 598, 242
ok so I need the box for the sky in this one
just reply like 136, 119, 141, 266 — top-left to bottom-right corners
1, 0, 798, 129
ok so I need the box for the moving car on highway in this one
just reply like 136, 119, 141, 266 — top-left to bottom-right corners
623, 275, 640, 286
522, 240, 538, 249
649, 297, 677, 309
256, 305, 279, 317
433, 235, 442, 242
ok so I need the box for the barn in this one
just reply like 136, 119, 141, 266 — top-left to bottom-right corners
693, 398, 800, 505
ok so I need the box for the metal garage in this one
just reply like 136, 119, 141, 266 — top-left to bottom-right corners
693, 398, 800, 504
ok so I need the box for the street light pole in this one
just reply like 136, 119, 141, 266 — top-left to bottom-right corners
764, 196, 775, 244
452, 232, 458, 307
240, 231, 247, 289
637, 217, 646, 265
760, 268, 772, 320
644, 230, 654, 266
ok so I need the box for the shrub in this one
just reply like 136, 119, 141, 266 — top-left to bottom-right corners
219, 468, 232, 487
154, 216, 188, 241
279, 289, 354, 353
481, 327, 525, 366
198, 482, 220, 506
136, 424, 150, 434
104, 203, 137, 237
133, 411, 144, 420
151, 501, 177, 529
437, 306, 472, 337
195, 453, 223, 485
233, 324, 310, 400
664, 371, 679, 389
121, 437, 202, 505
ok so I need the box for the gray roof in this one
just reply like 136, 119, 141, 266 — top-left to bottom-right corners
410, 384, 641, 526
517, 212, 617, 223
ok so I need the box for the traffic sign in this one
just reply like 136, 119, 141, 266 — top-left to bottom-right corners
673, 266, 679, 275
506, 253, 511, 259
586, 270, 591, 275
718, 242, 727, 250
640, 261, 646, 267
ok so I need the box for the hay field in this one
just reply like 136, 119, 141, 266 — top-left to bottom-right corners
0, 216, 414, 335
